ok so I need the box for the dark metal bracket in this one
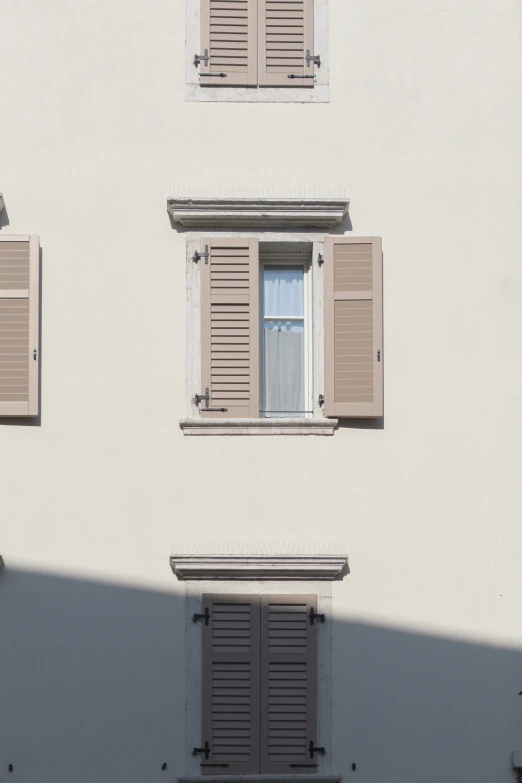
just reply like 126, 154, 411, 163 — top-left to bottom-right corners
200, 73, 227, 78
318, 394, 325, 408
193, 607, 210, 625
288, 74, 315, 80
377, 350, 381, 362
306, 50, 321, 68
194, 388, 210, 408
194, 49, 209, 67
193, 742, 211, 760
317, 252, 324, 266
309, 741, 326, 759
192, 245, 209, 264
309, 608, 325, 625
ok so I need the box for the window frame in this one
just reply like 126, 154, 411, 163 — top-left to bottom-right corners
260, 254, 313, 420
184, 0, 330, 103
184, 579, 334, 780
183, 232, 331, 434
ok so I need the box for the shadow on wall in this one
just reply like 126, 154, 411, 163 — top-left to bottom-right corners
0, 567, 521, 783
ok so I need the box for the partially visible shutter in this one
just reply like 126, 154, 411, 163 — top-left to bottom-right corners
201, 238, 259, 418
260, 595, 318, 774
0, 235, 39, 417
324, 236, 383, 418
202, 595, 261, 775
258, 0, 314, 87
200, 0, 258, 86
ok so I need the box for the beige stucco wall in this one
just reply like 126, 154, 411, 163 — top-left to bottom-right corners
1, 1, 522, 782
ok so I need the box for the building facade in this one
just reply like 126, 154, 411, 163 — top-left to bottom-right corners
1, 1, 522, 782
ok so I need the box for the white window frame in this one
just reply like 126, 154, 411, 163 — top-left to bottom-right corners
181, 231, 337, 435
184, 0, 330, 103
260, 251, 313, 419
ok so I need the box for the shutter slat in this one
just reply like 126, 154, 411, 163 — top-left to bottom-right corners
202, 595, 261, 775
0, 235, 39, 417
258, 0, 313, 86
200, 0, 258, 86
201, 238, 259, 418
324, 236, 383, 418
260, 595, 317, 774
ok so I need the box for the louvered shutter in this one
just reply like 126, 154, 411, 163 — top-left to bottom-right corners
202, 595, 261, 775
324, 236, 383, 418
200, 238, 259, 418
258, 0, 314, 86
260, 595, 318, 774
0, 235, 39, 417
200, 0, 258, 86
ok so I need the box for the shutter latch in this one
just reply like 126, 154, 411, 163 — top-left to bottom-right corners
194, 49, 209, 67
306, 50, 321, 68
192, 245, 209, 264
193, 607, 210, 625
194, 387, 228, 413
309, 608, 325, 625
193, 742, 211, 760
309, 741, 326, 759
317, 252, 324, 266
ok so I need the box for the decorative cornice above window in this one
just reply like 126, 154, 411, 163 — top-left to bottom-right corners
166, 187, 349, 229
170, 543, 349, 581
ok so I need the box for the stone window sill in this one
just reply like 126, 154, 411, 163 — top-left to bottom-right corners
179, 777, 342, 783
179, 418, 338, 436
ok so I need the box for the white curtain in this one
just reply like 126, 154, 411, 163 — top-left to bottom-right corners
263, 268, 304, 417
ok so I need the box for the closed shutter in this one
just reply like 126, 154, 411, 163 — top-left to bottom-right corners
202, 595, 261, 775
0, 235, 39, 417
324, 236, 383, 418
258, 0, 314, 87
200, 238, 259, 418
260, 595, 318, 774
200, 0, 258, 86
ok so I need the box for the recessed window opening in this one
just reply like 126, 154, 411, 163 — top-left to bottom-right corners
260, 243, 313, 418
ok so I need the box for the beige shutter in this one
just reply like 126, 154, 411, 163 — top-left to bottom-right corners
200, 0, 258, 86
202, 595, 261, 775
258, 0, 314, 87
260, 595, 318, 774
324, 236, 383, 418
0, 235, 39, 417
200, 238, 259, 418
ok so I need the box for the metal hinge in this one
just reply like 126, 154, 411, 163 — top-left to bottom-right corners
193, 607, 210, 625
194, 49, 209, 67
33, 349, 37, 361
309, 741, 326, 758
199, 73, 227, 79
288, 74, 315, 80
193, 742, 211, 760
377, 350, 381, 362
306, 50, 321, 68
194, 387, 228, 413
192, 245, 209, 264
309, 608, 325, 625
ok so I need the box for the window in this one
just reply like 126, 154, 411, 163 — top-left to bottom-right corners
181, 234, 383, 434
185, 0, 330, 103
198, 594, 320, 775
261, 246, 312, 418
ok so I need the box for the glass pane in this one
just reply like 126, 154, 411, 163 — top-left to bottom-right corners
264, 267, 304, 317
263, 320, 304, 417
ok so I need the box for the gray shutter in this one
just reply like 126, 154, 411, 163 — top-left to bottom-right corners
0, 235, 40, 416
202, 595, 261, 775
260, 595, 318, 774
324, 236, 383, 418
200, 238, 260, 418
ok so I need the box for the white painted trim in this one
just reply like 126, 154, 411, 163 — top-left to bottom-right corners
179, 418, 337, 435
170, 555, 349, 580
185, 0, 329, 103
184, 580, 334, 778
